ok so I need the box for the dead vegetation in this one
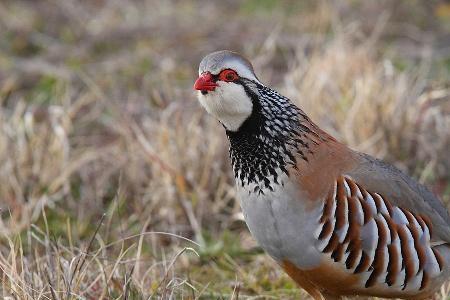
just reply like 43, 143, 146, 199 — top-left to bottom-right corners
0, 1, 449, 299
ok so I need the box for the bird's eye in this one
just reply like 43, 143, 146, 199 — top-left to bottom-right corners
219, 69, 239, 82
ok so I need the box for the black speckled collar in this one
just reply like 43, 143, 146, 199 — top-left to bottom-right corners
226, 82, 319, 195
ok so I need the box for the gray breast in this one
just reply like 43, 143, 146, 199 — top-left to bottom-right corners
237, 176, 324, 269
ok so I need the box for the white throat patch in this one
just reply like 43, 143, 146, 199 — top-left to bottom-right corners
197, 81, 253, 132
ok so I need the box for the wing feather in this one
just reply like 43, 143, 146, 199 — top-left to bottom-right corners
314, 173, 446, 292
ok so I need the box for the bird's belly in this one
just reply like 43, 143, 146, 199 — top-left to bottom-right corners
237, 182, 323, 269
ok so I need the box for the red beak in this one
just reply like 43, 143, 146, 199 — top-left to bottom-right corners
194, 72, 217, 91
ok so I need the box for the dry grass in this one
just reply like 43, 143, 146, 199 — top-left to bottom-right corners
0, 0, 449, 299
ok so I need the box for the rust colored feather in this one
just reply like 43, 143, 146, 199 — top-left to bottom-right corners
345, 246, 362, 270
375, 218, 388, 247
319, 220, 333, 240
400, 207, 415, 225
323, 234, 340, 253
420, 214, 433, 237
335, 177, 347, 230
331, 242, 346, 262
397, 226, 415, 289
355, 181, 368, 199
345, 177, 359, 198
386, 243, 400, 286
382, 196, 394, 216
358, 197, 372, 225
381, 213, 398, 241
402, 212, 427, 272
320, 187, 335, 223
365, 219, 388, 287
370, 191, 384, 214
344, 196, 360, 243
354, 251, 372, 274
420, 270, 430, 290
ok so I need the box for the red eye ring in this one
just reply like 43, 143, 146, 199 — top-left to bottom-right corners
219, 69, 239, 82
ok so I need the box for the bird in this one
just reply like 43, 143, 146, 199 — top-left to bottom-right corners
193, 50, 450, 300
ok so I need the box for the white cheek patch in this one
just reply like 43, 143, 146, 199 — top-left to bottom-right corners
197, 82, 253, 131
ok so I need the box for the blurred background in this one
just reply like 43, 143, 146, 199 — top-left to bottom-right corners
0, 0, 449, 299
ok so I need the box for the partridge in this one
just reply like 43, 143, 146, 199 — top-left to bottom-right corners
193, 50, 450, 300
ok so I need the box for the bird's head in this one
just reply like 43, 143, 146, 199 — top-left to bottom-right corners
194, 50, 261, 132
